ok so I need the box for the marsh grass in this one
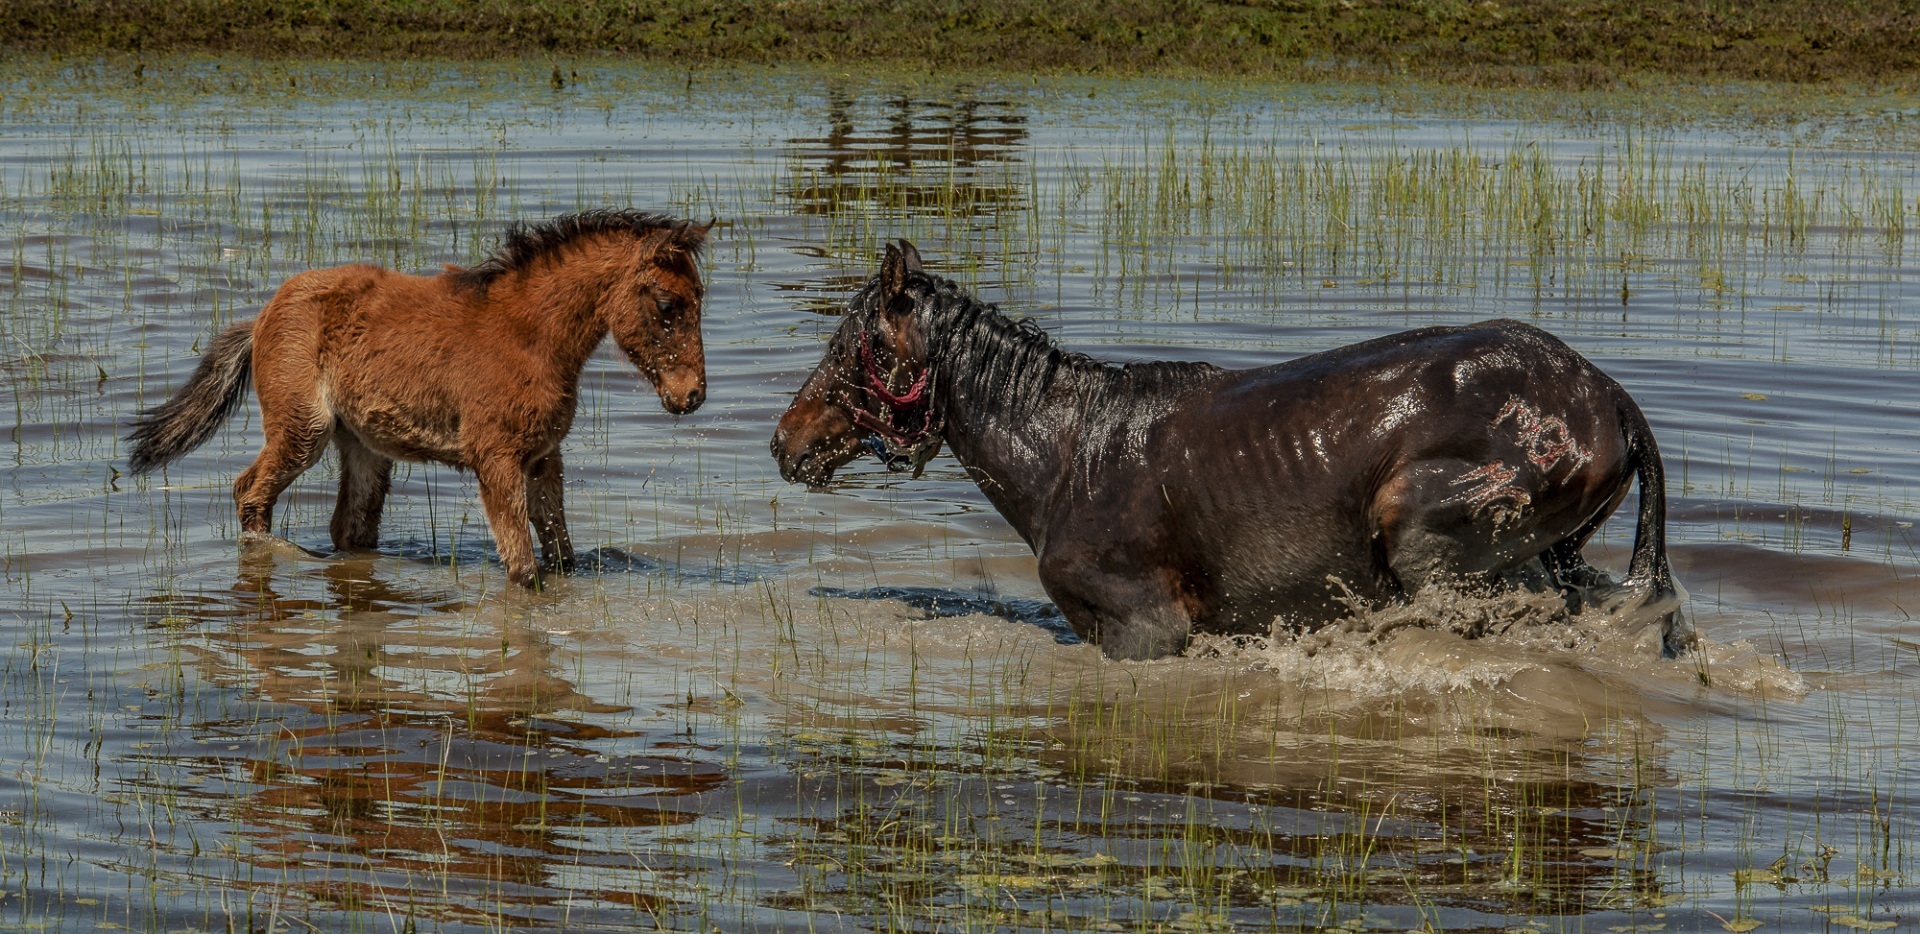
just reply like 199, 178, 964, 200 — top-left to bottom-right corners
0, 58, 1915, 933
1069, 128, 1914, 321
12, 0, 1920, 87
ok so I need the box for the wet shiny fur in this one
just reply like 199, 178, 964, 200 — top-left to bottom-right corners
774, 241, 1689, 660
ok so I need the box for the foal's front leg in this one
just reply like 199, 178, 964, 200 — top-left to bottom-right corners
528, 451, 575, 574
473, 456, 541, 588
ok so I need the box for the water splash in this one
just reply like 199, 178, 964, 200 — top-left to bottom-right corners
1190, 575, 1804, 701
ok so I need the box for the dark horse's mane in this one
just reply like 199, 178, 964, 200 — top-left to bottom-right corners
873, 273, 1225, 440
452, 209, 709, 292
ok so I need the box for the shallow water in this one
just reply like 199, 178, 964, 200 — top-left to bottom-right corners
1, 61, 1916, 931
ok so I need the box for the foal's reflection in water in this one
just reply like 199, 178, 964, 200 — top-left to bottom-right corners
135, 552, 725, 928
219, 546, 614, 715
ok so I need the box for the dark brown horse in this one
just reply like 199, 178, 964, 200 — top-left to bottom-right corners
128, 209, 711, 588
773, 241, 1691, 660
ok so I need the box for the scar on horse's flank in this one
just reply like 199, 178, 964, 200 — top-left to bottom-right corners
1451, 461, 1531, 529
1450, 399, 1594, 529
126, 208, 714, 589
1497, 396, 1594, 473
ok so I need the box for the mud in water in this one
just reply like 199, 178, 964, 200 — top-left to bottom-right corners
0, 62, 1916, 932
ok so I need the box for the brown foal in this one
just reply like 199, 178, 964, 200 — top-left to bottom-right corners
128, 209, 711, 587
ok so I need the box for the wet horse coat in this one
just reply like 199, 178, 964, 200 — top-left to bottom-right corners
773, 242, 1689, 660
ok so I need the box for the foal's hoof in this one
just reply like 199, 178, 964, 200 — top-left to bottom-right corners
238, 532, 327, 560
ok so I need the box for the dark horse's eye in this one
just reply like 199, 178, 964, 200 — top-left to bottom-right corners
655, 297, 675, 314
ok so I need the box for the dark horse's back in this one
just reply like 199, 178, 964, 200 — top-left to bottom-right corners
1118, 318, 1677, 646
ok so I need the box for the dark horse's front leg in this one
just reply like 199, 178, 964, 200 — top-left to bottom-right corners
528, 451, 575, 574
1039, 544, 1195, 660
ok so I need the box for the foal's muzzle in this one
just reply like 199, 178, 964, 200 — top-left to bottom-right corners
655, 367, 707, 415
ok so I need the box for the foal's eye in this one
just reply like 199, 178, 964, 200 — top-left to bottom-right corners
655, 297, 675, 314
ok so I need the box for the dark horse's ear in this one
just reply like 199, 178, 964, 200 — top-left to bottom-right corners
879, 242, 908, 309
879, 239, 924, 316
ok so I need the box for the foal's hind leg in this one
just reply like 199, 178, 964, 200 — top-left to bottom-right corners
232, 399, 332, 540
329, 431, 393, 551
528, 451, 575, 574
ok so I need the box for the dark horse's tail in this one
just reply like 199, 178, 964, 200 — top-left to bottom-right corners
126, 321, 254, 474
1618, 395, 1693, 657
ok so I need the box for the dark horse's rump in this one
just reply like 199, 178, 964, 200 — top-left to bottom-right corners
773, 241, 1690, 660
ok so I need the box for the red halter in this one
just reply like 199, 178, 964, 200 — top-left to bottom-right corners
850, 331, 939, 449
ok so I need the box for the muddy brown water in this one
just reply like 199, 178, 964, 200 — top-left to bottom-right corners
0, 64, 1915, 931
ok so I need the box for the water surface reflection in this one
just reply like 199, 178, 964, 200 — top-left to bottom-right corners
0, 66, 1913, 932
135, 556, 729, 930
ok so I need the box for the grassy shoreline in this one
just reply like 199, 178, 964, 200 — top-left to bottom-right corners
6, 0, 1920, 87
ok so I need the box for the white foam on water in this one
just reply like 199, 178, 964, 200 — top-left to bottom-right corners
1687, 635, 1812, 696
1188, 576, 1808, 707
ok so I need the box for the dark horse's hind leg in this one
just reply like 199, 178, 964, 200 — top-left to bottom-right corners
329, 430, 393, 551
528, 451, 575, 574
1540, 540, 1608, 611
1538, 488, 1628, 610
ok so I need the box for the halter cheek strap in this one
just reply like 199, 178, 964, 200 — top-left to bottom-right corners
858, 335, 928, 408
851, 332, 941, 449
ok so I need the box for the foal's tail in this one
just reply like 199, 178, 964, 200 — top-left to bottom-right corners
1618, 395, 1694, 657
126, 321, 255, 474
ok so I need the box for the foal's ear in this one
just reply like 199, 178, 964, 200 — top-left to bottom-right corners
896, 239, 923, 273
636, 227, 676, 260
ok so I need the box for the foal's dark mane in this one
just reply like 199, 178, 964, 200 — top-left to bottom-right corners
452, 209, 709, 292
880, 273, 1224, 437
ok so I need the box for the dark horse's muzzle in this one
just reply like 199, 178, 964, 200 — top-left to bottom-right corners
770, 412, 854, 487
